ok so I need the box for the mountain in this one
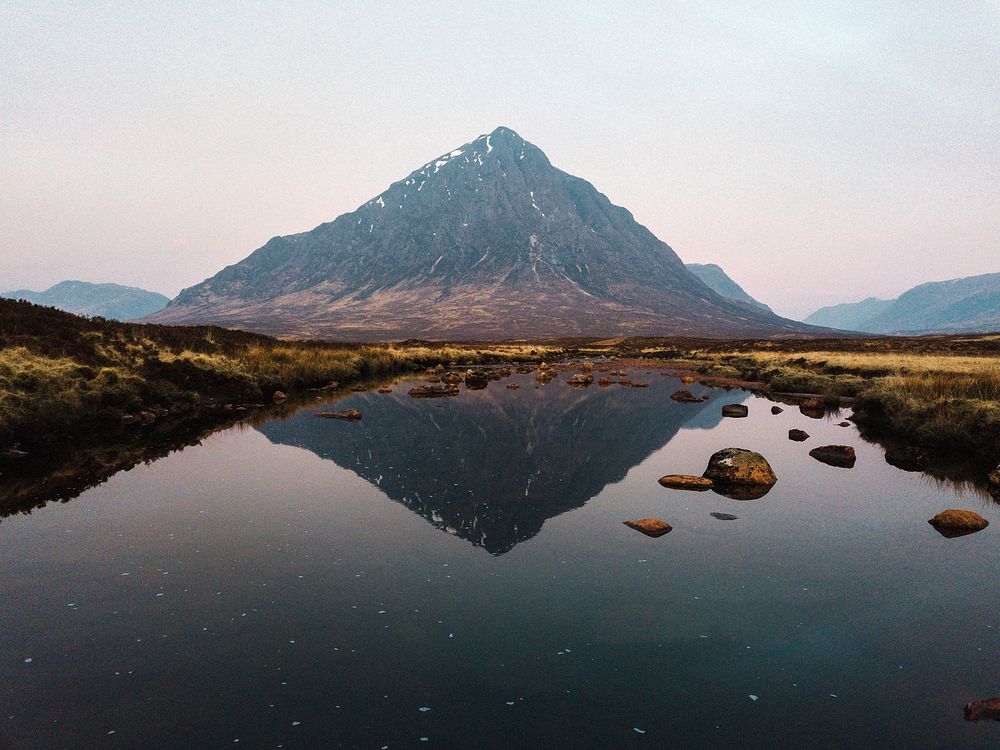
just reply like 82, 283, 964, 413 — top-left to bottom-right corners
685, 263, 772, 312
803, 297, 895, 331
146, 127, 820, 339
804, 273, 1000, 333
1, 281, 169, 321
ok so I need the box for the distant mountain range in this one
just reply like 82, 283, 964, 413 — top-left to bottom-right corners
146, 127, 823, 339
685, 263, 772, 313
804, 272, 1000, 333
1, 281, 169, 321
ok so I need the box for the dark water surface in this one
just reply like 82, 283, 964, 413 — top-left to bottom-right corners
2, 370, 999, 749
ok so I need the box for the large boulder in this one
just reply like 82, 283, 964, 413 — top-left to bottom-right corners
928, 509, 989, 538
809, 445, 856, 468
623, 518, 673, 538
658, 475, 714, 491
703, 448, 777, 493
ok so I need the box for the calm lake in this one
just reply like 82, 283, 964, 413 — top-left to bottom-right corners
2, 368, 999, 749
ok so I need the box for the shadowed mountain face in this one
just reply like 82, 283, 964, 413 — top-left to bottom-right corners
147, 127, 817, 339
256, 372, 730, 554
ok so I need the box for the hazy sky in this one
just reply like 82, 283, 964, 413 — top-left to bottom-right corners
2, 1, 998, 319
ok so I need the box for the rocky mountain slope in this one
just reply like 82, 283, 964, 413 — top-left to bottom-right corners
147, 127, 820, 339
2, 280, 169, 321
804, 272, 1000, 333
685, 263, 772, 312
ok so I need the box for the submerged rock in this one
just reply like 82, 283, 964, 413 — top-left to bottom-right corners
710, 512, 739, 521
798, 397, 825, 419
788, 429, 810, 442
770, 405, 783, 415
598, 377, 614, 387
623, 518, 673, 537
809, 445, 856, 468
465, 371, 490, 389
658, 475, 714, 491
377, 387, 393, 394
409, 384, 460, 398
671, 389, 706, 403
631, 382, 649, 388
703, 448, 777, 492
314, 408, 362, 421
506, 382, 520, 390
722, 404, 748, 418
929, 509, 989, 538
964, 697, 1000, 721
884, 445, 929, 472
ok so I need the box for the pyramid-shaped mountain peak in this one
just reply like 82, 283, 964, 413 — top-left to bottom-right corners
147, 130, 816, 339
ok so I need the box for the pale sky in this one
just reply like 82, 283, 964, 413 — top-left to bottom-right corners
2, 1, 998, 319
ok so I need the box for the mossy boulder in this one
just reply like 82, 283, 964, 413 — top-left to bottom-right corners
703, 448, 777, 489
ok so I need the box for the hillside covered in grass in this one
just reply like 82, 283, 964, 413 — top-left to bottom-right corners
0, 298, 557, 454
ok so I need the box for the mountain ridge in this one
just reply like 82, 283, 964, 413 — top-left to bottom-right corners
1, 280, 169, 321
685, 263, 772, 313
804, 272, 1000, 333
147, 127, 826, 339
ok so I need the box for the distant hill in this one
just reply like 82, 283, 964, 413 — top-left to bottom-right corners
804, 273, 1000, 333
685, 263, 772, 313
803, 297, 895, 331
146, 126, 823, 340
1, 281, 169, 321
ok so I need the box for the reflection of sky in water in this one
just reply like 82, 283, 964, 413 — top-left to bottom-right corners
1, 370, 999, 749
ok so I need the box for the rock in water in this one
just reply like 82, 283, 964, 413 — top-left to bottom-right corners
658, 475, 714, 491
798, 398, 825, 419
989, 465, 1000, 488
670, 389, 706, 403
408, 384, 460, 398
702, 448, 777, 498
272, 390, 287, 402
506, 382, 520, 390
965, 697, 1000, 721
808, 445, 856, 468
928, 509, 989, 538
314, 408, 362, 421
884, 445, 929, 472
788, 429, 810, 442
623, 518, 673, 538
722, 404, 748, 418
770, 405, 783, 414
710, 512, 739, 521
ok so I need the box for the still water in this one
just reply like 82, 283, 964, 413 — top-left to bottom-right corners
2, 369, 999, 749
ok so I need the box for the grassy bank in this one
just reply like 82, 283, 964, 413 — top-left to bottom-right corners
594, 336, 1000, 464
3, 298, 998, 465
0, 299, 560, 453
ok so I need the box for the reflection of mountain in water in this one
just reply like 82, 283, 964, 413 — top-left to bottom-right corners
257, 374, 730, 553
